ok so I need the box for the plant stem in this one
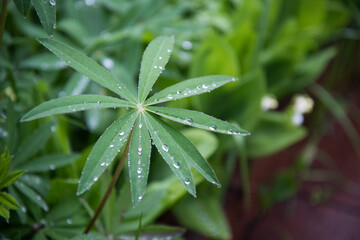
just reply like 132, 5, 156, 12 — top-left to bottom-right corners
84, 129, 134, 234
0, 0, 7, 50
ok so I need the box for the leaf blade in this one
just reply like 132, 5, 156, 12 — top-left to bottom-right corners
128, 114, 151, 206
0, 170, 26, 189
148, 106, 250, 136
145, 75, 237, 105
20, 154, 80, 172
138, 36, 174, 102
0, 192, 20, 210
77, 111, 138, 195
21, 95, 133, 121
32, 0, 56, 36
37, 38, 137, 103
14, 0, 31, 17
14, 181, 48, 211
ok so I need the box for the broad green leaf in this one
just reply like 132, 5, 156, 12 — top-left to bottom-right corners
138, 36, 174, 102
148, 106, 249, 136
0, 204, 9, 222
0, 192, 20, 210
21, 95, 132, 121
144, 113, 196, 197
0, 170, 26, 189
128, 114, 151, 206
77, 111, 138, 195
14, 181, 48, 211
0, 149, 11, 180
145, 75, 238, 105
38, 38, 137, 103
14, 0, 31, 16
119, 225, 186, 239
20, 154, 79, 172
32, 0, 56, 36
154, 118, 220, 186
13, 121, 55, 166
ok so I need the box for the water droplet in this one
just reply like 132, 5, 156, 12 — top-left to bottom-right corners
232, 77, 237, 81
196, 85, 201, 90
109, 144, 114, 148
36, 195, 41, 200
53, 22, 56, 29
154, 65, 158, 69
202, 84, 208, 89
119, 131, 124, 136
167, 94, 173, 99
138, 195, 143, 200
167, 49, 172, 52
210, 125, 217, 131
233, 130, 240, 135
139, 123, 143, 128
217, 184, 221, 188
228, 129, 234, 134
97, 100, 101, 104
184, 179, 190, 185
102, 58, 114, 69
138, 151, 142, 156
173, 162, 180, 169
184, 118, 193, 125
50, 165, 55, 170
100, 162, 105, 166
49, 0, 56, 6
176, 90, 182, 94
51, 125, 56, 132
212, 83, 217, 87
170, 156, 174, 160
138, 147, 142, 152
137, 168, 142, 174
154, 130, 159, 135
182, 40, 193, 50
159, 56, 162, 59
94, 177, 98, 181
67, 60, 71, 64
66, 218, 72, 224
21, 207, 26, 213
162, 144, 169, 152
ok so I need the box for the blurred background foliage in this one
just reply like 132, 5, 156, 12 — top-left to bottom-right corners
0, 0, 359, 239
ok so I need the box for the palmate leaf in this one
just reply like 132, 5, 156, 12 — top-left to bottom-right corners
128, 114, 151, 206
32, 0, 56, 36
145, 75, 238, 105
144, 113, 196, 197
77, 111, 138, 195
38, 38, 137, 103
21, 95, 133, 121
148, 106, 250, 136
138, 36, 174, 102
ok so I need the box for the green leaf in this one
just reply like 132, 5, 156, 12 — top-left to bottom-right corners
143, 113, 196, 197
13, 121, 55, 167
37, 38, 137, 103
0, 204, 9, 222
120, 225, 186, 240
20, 53, 67, 71
154, 117, 220, 186
0, 170, 26, 189
77, 111, 138, 195
145, 75, 238, 105
138, 36, 174, 102
148, 106, 250, 136
0, 149, 11, 180
14, 181, 48, 211
71, 233, 108, 240
128, 114, 151, 206
182, 129, 218, 159
14, 0, 31, 16
20, 154, 79, 172
0, 192, 20, 210
21, 95, 132, 121
32, 0, 56, 36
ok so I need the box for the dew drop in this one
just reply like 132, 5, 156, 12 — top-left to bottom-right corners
119, 131, 124, 136
173, 162, 180, 169
176, 90, 182, 94
66, 218, 72, 224
228, 129, 234, 134
170, 156, 174, 160
50, 165, 55, 170
102, 58, 114, 69
209, 125, 217, 131
49, 0, 56, 6
167, 49, 172, 52
202, 84, 208, 89
138, 195, 143, 200
94, 177, 98, 181
100, 162, 105, 166
196, 85, 201, 90
217, 184, 222, 188
184, 179, 190, 185
138, 146, 142, 152
137, 168, 142, 174
167, 94, 173, 99
109, 144, 114, 148
232, 77, 237, 81
159, 56, 162, 59
184, 118, 193, 125
51, 125, 56, 132
212, 83, 217, 87
154, 65, 158, 69
159, 66, 163, 70
139, 123, 143, 128
97, 100, 101, 104
162, 144, 169, 152
138, 151, 142, 156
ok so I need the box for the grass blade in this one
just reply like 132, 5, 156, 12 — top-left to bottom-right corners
21, 95, 133, 121
38, 38, 137, 103
77, 111, 138, 195
32, 0, 56, 36
138, 36, 174, 102
145, 75, 237, 105
148, 106, 250, 136
128, 115, 151, 206
144, 113, 196, 197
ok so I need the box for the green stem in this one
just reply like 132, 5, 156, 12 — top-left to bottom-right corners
84, 128, 134, 234
0, 0, 7, 50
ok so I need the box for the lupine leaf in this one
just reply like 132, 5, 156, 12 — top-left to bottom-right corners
0, 149, 11, 180
13, 0, 31, 17
145, 75, 238, 105
0, 192, 20, 210
148, 106, 250, 136
144, 113, 196, 197
138, 36, 174, 102
77, 111, 138, 195
14, 181, 48, 211
128, 114, 151, 206
0, 204, 9, 222
38, 38, 137, 103
21, 95, 133, 121
20, 154, 80, 172
0, 170, 26, 189
32, 0, 56, 36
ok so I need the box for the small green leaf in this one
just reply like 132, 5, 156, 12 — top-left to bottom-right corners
148, 106, 250, 136
120, 225, 186, 239
77, 111, 138, 195
144, 113, 196, 197
32, 0, 56, 36
38, 38, 137, 103
138, 36, 174, 102
21, 95, 132, 121
13, 121, 55, 167
154, 117, 220, 186
20, 53, 67, 70
14, 181, 48, 211
0, 170, 26, 189
0, 204, 9, 222
0, 149, 11, 180
20, 154, 79, 172
14, 0, 31, 17
0, 192, 20, 210
128, 115, 151, 206
145, 75, 237, 105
